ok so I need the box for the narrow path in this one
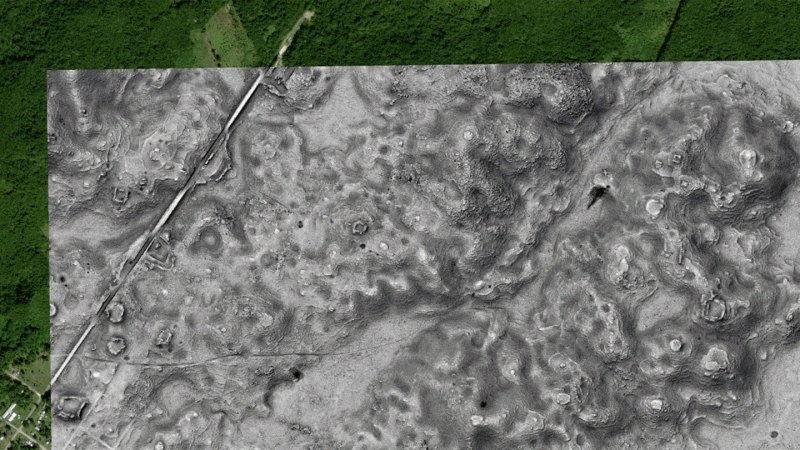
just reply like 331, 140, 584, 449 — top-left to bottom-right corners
80, 329, 419, 369
54, 69, 304, 450
656, 0, 687, 61
51, 70, 269, 388
2, 416, 46, 449
1, 372, 47, 449
4, 371, 42, 403
274, 10, 314, 67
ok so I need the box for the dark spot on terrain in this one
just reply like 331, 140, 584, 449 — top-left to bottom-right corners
587, 185, 610, 209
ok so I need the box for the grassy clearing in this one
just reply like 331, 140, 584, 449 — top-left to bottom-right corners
190, 2, 258, 67
9, 355, 49, 396
610, 0, 681, 61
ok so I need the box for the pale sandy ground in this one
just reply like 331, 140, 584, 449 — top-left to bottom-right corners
697, 341, 800, 449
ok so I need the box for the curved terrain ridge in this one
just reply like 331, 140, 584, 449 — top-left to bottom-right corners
48, 62, 800, 449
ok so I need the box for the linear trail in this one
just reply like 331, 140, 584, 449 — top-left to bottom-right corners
51, 69, 277, 388
2, 416, 46, 450
79, 330, 419, 369
4, 370, 42, 403
274, 10, 314, 67
656, 0, 686, 61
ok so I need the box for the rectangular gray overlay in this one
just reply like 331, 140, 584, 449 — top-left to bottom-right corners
48, 63, 800, 449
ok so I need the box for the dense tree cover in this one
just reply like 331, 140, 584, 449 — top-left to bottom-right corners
661, 0, 800, 61
286, 0, 680, 66
0, 375, 36, 412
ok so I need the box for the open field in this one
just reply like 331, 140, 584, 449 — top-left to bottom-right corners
190, 3, 258, 67
8, 355, 49, 397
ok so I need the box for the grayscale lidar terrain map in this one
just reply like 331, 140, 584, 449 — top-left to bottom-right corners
48, 62, 800, 449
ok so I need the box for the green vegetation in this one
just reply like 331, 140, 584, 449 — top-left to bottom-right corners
7, 436, 37, 450
1, 0, 800, 446
0, 421, 12, 445
0, 2, 307, 446
0, 376, 36, 415
236, 1, 309, 64
660, 0, 800, 61
190, 3, 259, 67
0, 374, 40, 448
11, 354, 50, 396
21, 397, 50, 446
285, 0, 680, 66
0, 0, 200, 381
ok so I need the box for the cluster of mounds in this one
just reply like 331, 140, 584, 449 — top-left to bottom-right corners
340, 63, 800, 449
46, 68, 258, 449
49, 61, 800, 449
